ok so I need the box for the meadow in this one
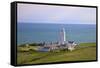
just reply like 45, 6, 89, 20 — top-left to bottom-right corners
17, 43, 96, 65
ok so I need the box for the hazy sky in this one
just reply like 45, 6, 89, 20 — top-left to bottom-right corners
17, 3, 96, 24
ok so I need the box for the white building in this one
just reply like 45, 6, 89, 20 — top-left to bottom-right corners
60, 28, 66, 44
38, 28, 78, 52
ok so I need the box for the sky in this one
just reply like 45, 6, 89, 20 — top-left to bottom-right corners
17, 3, 96, 24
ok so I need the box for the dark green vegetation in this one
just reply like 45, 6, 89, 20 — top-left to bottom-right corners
17, 43, 96, 65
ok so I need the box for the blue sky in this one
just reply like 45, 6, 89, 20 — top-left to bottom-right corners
17, 3, 96, 24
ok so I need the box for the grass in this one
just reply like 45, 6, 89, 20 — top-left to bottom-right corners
17, 42, 96, 65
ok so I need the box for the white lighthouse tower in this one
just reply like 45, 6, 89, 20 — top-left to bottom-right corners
60, 28, 66, 44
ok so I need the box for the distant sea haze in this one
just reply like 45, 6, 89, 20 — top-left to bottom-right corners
17, 23, 96, 45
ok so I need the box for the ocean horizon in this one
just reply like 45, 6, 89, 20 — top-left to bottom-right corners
17, 23, 96, 45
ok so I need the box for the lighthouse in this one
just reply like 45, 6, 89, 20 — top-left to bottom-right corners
60, 28, 66, 44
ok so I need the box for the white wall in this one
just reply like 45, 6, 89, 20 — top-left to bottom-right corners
0, 0, 99, 68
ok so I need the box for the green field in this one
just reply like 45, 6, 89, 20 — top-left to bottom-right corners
17, 43, 96, 65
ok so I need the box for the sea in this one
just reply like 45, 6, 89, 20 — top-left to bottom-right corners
17, 23, 96, 45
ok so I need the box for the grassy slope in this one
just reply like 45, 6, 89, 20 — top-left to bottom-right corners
17, 43, 96, 65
